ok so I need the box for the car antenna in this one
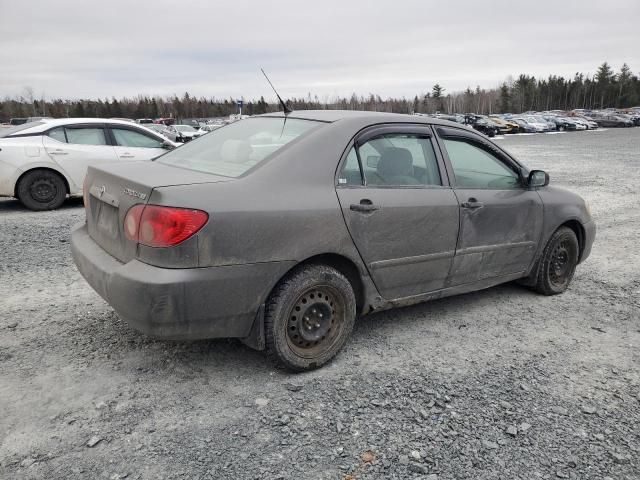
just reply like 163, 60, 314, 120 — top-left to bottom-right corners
261, 68, 292, 115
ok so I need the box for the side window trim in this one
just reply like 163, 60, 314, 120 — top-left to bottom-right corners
108, 125, 165, 147
437, 135, 524, 190
336, 124, 450, 188
436, 126, 524, 172
435, 126, 525, 188
47, 124, 110, 146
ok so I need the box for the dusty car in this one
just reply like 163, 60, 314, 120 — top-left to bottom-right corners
71, 110, 595, 371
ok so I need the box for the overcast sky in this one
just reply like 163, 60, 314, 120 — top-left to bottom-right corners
1, 0, 638, 101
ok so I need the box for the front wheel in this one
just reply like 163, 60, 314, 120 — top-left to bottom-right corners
17, 169, 67, 211
532, 227, 579, 295
264, 264, 356, 371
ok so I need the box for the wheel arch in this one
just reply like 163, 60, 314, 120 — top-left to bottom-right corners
14, 167, 71, 198
240, 252, 368, 352
276, 253, 366, 313
559, 219, 585, 262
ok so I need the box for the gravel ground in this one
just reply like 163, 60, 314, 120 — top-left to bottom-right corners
1, 128, 639, 480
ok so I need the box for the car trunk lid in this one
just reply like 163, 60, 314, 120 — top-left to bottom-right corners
85, 161, 230, 263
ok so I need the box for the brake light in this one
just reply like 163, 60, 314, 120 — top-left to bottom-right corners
124, 204, 208, 247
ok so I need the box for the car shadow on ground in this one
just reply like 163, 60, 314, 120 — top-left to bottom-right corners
79, 281, 538, 376
0, 197, 84, 212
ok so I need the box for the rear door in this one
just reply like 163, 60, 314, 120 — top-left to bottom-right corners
108, 125, 167, 161
42, 124, 117, 191
435, 126, 543, 285
335, 125, 459, 299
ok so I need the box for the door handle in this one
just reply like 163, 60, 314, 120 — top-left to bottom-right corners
120, 154, 135, 158
461, 198, 484, 209
350, 199, 380, 213
48, 150, 68, 155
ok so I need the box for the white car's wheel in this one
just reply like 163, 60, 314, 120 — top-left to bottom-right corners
17, 169, 67, 211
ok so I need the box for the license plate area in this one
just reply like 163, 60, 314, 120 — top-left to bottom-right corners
95, 201, 119, 240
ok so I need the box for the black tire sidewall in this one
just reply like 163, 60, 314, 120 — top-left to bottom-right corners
537, 227, 579, 295
17, 170, 67, 211
265, 265, 356, 371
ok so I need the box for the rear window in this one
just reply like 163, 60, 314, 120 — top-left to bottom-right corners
157, 117, 322, 177
0, 121, 45, 138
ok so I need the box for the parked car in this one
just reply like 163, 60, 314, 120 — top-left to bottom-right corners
488, 116, 519, 134
0, 118, 177, 210
512, 117, 543, 133
144, 123, 170, 137
463, 114, 498, 137
198, 124, 223, 133
71, 110, 595, 371
164, 124, 205, 142
592, 114, 634, 128
543, 116, 577, 131
136, 118, 154, 125
572, 116, 598, 129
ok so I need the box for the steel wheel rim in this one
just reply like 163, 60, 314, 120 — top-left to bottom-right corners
286, 285, 344, 359
30, 178, 57, 203
549, 239, 574, 287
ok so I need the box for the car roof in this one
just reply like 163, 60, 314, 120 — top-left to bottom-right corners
258, 109, 455, 126
9, 117, 146, 135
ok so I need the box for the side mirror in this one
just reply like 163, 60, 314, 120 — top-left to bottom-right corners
162, 140, 175, 150
528, 169, 549, 187
366, 155, 380, 168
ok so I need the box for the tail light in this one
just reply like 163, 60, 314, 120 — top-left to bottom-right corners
124, 204, 208, 247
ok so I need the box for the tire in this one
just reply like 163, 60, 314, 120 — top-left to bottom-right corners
264, 264, 356, 371
17, 169, 67, 211
531, 227, 579, 295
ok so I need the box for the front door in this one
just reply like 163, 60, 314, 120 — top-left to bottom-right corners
436, 127, 543, 286
335, 126, 459, 300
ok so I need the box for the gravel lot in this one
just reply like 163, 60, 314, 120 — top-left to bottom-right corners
1, 128, 639, 480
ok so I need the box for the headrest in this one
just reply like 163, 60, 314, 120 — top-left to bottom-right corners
377, 147, 413, 178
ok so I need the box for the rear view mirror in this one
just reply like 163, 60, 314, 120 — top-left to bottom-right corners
528, 170, 549, 187
367, 155, 380, 168
162, 140, 175, 150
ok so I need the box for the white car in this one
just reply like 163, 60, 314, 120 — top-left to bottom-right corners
164, 124, 205, 142
0, 118, 177, 210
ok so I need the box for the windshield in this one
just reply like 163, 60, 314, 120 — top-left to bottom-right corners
157, 117, 322, 177
0, 121, 45, 138
175, 125, 196, 132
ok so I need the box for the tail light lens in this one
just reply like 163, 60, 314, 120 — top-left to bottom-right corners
124, 204, 208, 247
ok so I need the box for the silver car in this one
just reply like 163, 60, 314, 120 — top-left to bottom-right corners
72, 110, 596, 371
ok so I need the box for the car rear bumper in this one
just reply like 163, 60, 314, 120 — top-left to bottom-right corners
580, 220, 596, 263
71, 223, 295, 340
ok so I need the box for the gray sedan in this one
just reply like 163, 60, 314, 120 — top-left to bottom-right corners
71, 110, 595, 371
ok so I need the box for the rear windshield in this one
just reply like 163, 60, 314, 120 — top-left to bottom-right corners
0, 121, 45, 138
157, 117, 322, 177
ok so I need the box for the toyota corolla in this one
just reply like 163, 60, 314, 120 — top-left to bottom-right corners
71, 110, 595, 371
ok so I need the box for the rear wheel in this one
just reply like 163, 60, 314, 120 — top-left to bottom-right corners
17, 169, 67, 211
264, 264, 356, 371
532, 227, 579, 295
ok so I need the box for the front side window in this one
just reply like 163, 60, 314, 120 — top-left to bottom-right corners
339, 133, 441, 187
65, 127, 107, 146
112, 128, 163, 148
157, 117, 322, 177
443, 138, 520, 189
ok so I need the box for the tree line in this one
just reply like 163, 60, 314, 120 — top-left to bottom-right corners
2, 62, 638, 122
